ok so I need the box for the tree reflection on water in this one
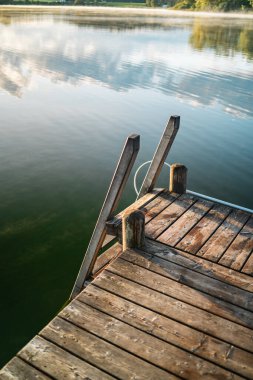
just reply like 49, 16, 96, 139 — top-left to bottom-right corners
0, 9, 252, 118
190, 19, 253, 59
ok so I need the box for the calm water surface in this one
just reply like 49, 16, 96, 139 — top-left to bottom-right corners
0, 7, 253, 365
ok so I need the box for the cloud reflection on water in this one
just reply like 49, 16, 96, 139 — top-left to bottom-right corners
0, 10, 253, 118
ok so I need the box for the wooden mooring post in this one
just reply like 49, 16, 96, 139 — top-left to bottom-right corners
170, 163, 187, 194
122, 210, 145, 251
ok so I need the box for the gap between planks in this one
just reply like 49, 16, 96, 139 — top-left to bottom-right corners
91, 269, 253, 353
116, 252, 253, 328
78, 283, 253, 379
61, 298, 246, 380
145, 196, 252, 272
144, 238, 253, 291
38, 316, 177, 380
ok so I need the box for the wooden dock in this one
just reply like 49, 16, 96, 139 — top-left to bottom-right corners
1, 117, 253, 379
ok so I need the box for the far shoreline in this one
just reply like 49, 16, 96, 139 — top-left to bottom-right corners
1, 5, 253, 18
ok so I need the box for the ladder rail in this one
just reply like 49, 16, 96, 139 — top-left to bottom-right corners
70, 134, 140, 299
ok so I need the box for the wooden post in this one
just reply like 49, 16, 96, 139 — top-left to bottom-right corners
122, 210, 145, 251
70, 134, 140, 300
170, 163, 187, 194
137, 115, 180, 199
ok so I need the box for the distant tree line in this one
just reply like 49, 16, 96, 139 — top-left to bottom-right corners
157, 0, 253, 10
1, 0, 252, 9
0, 0, 72, 3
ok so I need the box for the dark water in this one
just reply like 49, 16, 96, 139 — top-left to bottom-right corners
0, 7, 253, 366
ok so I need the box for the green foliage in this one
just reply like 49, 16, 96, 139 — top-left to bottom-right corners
174, 0, 195, 9
146, 0, 158, 6
194, 0, 210, 9
146, 0, 161, 7
75, 0, 144, 4
190, 20, 253, 59
175, 0, 253, 10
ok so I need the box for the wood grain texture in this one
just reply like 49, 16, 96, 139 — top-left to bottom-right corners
112, 251, 253, 313
0, 357, 51, 380
219, 216, 253, 270
141, 191, 179, 223
102, 234, 116, 248
61, 299, 242, 380
41, 316, 172, 380
71, 134, 140, 299
18, 335, 114, 380
144, 239, 253, 292
242, 253, 253, 276
177, 204, 231, 254
146, 194, 196, 239
158, 199, 213, 246
90, 270, 253, 353
3, 193, 253, 380
79, 284, 253, 379
197, 210, 250, 261
138, 116, 180, 199
105, 188, 164, 236
119, 250, 253, 328
169, 163, 187, 194
122, 210, 145, 250
92, 243, 122, 276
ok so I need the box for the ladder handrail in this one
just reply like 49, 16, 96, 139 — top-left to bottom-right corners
70, 134, 140, 299
137, 115, 180, 199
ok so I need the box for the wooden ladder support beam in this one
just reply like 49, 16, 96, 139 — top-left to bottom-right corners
137, 115, 180, 199
70, 134, 140, 300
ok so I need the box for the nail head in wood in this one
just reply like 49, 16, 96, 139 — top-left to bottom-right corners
122, 210, 145, 251
170, 163, 188, 194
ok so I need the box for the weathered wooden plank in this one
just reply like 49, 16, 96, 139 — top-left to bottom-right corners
92, 243, 121, 276
117, 188, 164, 218
197, 210, 250, 262
144, 238, 253, 292
80, 285, 253, 379
71, 134, 140, 299
109, 254, 253, 321
106, 188, 164, 236
0, 357, 51, 380
242, 253, 253, 276
41, 316, 174, 380
61, 300, 242, 380
18, 335, 114, 380
158, 199, 213, 246
118, 250, 253, 328
90, 270, 253, 353
177, 204, 231, 254
146, 194, 196, 239
138, 116, 180, 199
102, 234, 116, 248
219, 216, 253, 270
141, 191, 179, 223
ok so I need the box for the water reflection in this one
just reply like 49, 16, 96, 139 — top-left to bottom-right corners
0, 9, 253, 118
190, 20, 253, 60
1, 8, 253, 368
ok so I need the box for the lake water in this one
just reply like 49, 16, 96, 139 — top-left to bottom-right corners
0, 6, 253, 366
